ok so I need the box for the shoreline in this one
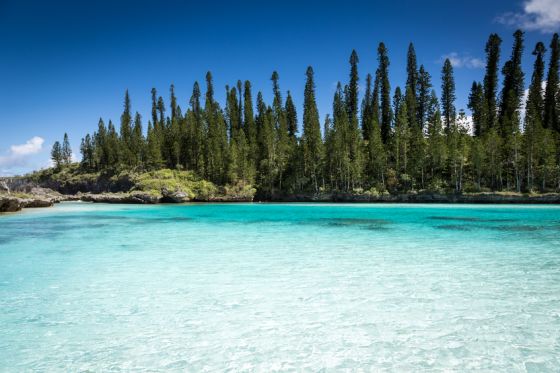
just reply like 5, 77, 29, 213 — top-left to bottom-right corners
3, 190, 560, 213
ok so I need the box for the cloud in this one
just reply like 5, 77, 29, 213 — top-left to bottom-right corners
0, 136, 45, 175
496, 0, 560, 33
440, 53, 484, 69
9, 136, 44, 156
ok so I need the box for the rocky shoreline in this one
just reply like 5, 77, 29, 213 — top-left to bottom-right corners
2, 178, 560, 213
3, 189, 560, 213
262, 191, 560, 204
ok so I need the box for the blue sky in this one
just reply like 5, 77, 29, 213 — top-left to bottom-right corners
1, 0, 559, 175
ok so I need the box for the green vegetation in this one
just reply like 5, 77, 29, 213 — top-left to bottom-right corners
132, 169, 217, 199
29, 165, 255, 201
52, 31, 560, 197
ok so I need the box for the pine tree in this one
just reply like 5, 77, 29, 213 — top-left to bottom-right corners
285, 91, 298, 138
119, 90, 134, 166
448, 110, 470, 192
226, 86, 250, 183
372, 70, 381, 132
406, 42, 418, 128
94, 118, 108, 169
146, 121, 163, 170
271, 71, 290, 190
364, 104, 386, 190
499, 30, 525, 137
151, 88, 158, 128
468, 82, 485, 137
362, 73, 373, 141
483, 33, 502, 133
186, 81, 205, 176
345, 51, 363, 188
302, 66, 324, 192
378, 43, 392, 143
347, 50, 360, 123
499, 30, 525, 191
204, 72, 229, 184
441, 59, 456, 130
156, 95, 167, 165
416, 65, 432, 129
106, 120, 120, 168
80, 134, 95, 170
131, 112, 144, 166
62, 133, 72, 164
409, 118, 427, 189
426, 91, 446, 186
51, 141, 63, 169
393, 87, 411, 182
256, 92, 277, 195
524, 41, 547, 190
332, 83, 352, 190
170, 84, 177, 121
544, 33, 559, 131
243, 81, 258, 175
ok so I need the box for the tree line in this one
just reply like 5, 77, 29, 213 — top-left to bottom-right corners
54, 30, 560, 195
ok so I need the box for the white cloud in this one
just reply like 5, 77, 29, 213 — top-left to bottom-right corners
496, 0, 560, 33
9, 136, 44, 156
0, 136, 45, 175
440, 53, 484, 69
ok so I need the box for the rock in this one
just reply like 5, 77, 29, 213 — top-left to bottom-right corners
0, 195, 22, 212
0, 181, 9, 193
161, 188, 190, 203
207, 195, 254, 202
79, 192, 159, 204
21, 198, 54, 208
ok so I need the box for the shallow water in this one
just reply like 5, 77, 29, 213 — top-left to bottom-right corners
1, 202, 560, 371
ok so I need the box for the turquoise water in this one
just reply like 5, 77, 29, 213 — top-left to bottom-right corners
1, 202, 560, 371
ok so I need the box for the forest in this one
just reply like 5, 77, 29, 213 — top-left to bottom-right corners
50, 30, 560, 197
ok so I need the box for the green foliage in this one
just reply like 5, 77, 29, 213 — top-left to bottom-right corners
132, 169, 217, 199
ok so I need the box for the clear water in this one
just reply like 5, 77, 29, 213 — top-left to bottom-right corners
1, 202, 560, 371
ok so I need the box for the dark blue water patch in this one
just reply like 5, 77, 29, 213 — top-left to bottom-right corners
435, 224, 473, 231
428, 216, 516, 223
489, 225, 542, 232
540, 260, 560, 269
0, 235, 14, 245
119, 243, 143, 251
435, 222, 545, 233
313, 218, 392, 231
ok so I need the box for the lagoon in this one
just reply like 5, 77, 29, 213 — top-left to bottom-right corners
1, 202, 559, 371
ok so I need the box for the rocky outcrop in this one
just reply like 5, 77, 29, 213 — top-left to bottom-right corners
0, 193, 57, 212
0, 196, 23, 212
207, 195, 255, 202
160, 188, 190, 203
78, 192, 159, 204
0, 180, 9, 193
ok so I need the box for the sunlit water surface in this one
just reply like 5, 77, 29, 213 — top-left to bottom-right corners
1, 202, 560, 371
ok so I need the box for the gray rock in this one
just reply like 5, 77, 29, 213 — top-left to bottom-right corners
0, 181, 9, 193
0, 196, 22, 212
79, 192, 159, 204
161, 188, 190, 203
21, 198, 54, 208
